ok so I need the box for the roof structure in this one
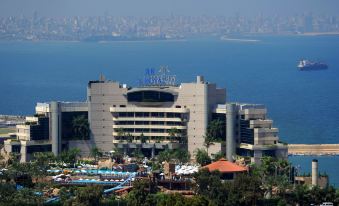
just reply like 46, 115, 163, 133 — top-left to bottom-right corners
203, 158, 247, 173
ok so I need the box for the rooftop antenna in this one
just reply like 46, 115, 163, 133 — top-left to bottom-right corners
99, 73, 106, 82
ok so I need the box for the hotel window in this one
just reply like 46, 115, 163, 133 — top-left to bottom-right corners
151, 112, 164, 117
135, 112, 143, 117
126, 112, 134, 117
135, 121, 149, 125
167, 113, 175, 118
174, 113, 181, 118
151, 129, 165, 133
118, 112, 127, 117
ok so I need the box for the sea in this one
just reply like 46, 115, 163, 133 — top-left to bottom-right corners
0, 35, 338, 186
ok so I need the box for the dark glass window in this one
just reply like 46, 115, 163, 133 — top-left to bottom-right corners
27, 145, 52, 154
30, 117, 49, 140
135, 121, 149, 125
12, 145, 21, 153
61, 112, 89, 140
127, 91, 174, 102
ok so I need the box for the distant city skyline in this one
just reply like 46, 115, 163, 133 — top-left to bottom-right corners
1, 13, 338, 41
1, 0, 339, 17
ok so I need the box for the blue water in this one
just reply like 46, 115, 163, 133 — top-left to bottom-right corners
1, 35, 339, 185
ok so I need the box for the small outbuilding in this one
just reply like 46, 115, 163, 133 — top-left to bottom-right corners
203, 158, 248, 180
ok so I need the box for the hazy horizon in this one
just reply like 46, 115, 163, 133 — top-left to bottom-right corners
1, 0, 339, 17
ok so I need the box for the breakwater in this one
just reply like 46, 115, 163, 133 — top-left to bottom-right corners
288, 144, 339, 156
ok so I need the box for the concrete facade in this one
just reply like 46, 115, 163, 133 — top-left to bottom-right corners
4, 75, 287, 164
214, 103, 288, 164
87, 76, 225, 156
4, 102, 89, 162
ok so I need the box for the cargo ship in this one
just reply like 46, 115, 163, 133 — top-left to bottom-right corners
297, 60, 328, 71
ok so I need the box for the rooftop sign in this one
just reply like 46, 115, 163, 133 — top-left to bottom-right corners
138, 66, 176, 87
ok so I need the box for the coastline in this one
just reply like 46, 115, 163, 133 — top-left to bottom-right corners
288, 144, 339, 156
297, 32, 339, 36
2, 32, 339, 43
220, 37, 260, 42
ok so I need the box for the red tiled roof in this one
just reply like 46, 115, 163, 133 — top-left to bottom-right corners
203, 158, 247, 173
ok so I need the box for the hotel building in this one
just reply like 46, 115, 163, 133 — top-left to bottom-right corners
4, 74, 287, 163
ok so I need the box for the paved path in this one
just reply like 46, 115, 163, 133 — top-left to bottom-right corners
288, 144, 339, 155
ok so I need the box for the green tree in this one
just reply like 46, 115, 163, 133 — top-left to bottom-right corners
0, 183, 16, 205
132, 148, 144, 162
31, 152, 55, 183
6, 162, 34, 187
59, 186, 70, 205
193, 168, 220, 195
203, 133, 214, 154
116, 127, 125, 141
157, 150, 172, 163
59, 148, 81, 166
194, 148, 211, 166
140, 133, 148, 143
157, 149, 190, 164
72, 115, 90, 140
173, 149, 191, 163
168, 127, 180, 142
293, 184, 309, 206
90, 146, 103, 163
126, 132, 134, 143
73, 185, 103, 206
11, 187, 44, 206
231, 173, 263, 206
126, 179, 157, 206
212, 151, 224, 162
207, 119, 224, 142
156, 193, 186, 206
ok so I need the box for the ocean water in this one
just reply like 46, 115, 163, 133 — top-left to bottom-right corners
0, 35, 339, 185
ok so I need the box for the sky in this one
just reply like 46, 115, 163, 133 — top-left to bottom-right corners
1, 0, 339, 17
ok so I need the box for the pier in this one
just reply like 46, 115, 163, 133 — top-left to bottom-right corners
288, 144, 339, 156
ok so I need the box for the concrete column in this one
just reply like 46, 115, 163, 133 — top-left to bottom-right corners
151, 145, 155, 159
312, 159, 318, 186
226, 103, 237, 162
203, 83, 209, 146
50, 102, 61, 156
196, 75, 204, 83
20, 144, 27, 163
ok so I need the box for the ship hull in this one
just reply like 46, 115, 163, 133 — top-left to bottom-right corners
298, 64, 328, 71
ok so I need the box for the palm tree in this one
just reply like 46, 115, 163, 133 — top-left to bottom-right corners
194, 148, 211, 166
168, 127, 180, 142
72, 115, 90, 140
140, 133, 147, 143
207, 119, 224, 142
59, 148, 81, 166
116, 127, 125, 142
203, 133, 214, 154
90, 147, 103, 163
32, 152, 55, 182
127, 132, 133, 143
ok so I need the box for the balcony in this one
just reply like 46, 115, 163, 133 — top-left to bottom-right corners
110, 107, 189, 113
112, 141, 183, 150
112, 125, 187, 130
